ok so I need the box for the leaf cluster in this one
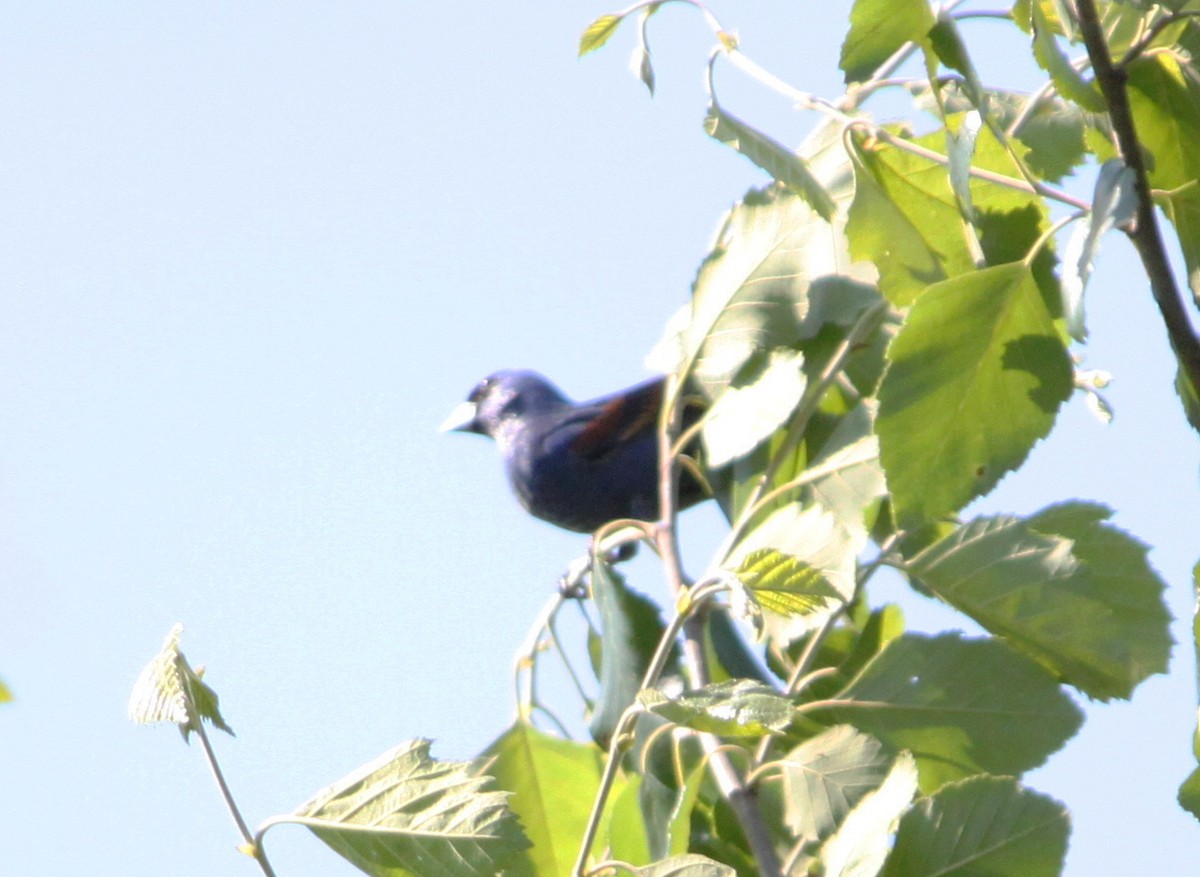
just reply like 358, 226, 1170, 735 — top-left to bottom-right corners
128, 1, 1200, 876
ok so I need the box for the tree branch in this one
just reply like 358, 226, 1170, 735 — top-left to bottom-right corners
654, 374, 785, 877
1075, 0, 1200, 392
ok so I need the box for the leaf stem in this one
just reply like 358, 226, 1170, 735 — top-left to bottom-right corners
187, 686, 278, 877
718, 299, 890, 564
513, 591, 567, 720
1119, 11, 1200, 67
652, 372, 784, 877
570, 576, 726, 877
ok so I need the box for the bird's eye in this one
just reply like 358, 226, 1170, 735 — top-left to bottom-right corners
500, 395, 525, 417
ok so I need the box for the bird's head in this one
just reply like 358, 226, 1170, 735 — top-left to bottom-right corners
440, 370, 571, 443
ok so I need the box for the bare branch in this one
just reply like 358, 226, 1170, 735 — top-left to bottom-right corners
1075, 0, 1200, 393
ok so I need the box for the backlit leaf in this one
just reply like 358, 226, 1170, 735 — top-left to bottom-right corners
1183, 561, 1200, 820
634, 854, 736, 877
1128, 53, 1200, 305
733, 547, 844, 618
847, 134, 968, 307
289, 739, 529, 877
589, 560, 676, 747
704, 104, 836, 220
883, 776, 1069, 876
726, 505, 858, 644
840, 0, 936, 83
702, 349, 807, 467
128, 623, 233, 741
812, 633, 1083, 791
687, 186, 869, 395
928, 15, 985, 106
877, 262, 1072, 528
818, 751, 918, 877
1029, 2, 1106, 111
1180, 767, 1200, 821
640, 679, 794, 737
1162, 187, 1200, 309
579, 13, 623, 56
908, 503, 1171, 700
1060, 158, 1138, 340
483, 722, 604, 877
779, 725, 900, 842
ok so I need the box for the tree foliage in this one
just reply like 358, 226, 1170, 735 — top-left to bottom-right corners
131, 1, 1200, 875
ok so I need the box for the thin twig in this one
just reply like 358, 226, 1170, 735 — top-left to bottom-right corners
570, 579, 727, 876
653, 373, 785, 877
189, 707, 278, 877
1120, 10, 1200, 67
514, 591, 567, 719
751, 609, 843, 766
716, 299, 891, 566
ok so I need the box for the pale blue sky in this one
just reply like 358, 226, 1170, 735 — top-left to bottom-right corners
2, 3, 1198, 875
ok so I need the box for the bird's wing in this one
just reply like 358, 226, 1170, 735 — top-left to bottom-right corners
568, 378, 665, 461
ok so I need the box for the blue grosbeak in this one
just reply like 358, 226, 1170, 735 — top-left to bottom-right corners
442, 370, 709, 533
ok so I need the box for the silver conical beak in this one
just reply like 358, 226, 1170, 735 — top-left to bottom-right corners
439, 400, 479, 433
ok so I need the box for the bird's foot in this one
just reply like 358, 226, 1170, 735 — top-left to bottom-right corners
557, 554, 591, 599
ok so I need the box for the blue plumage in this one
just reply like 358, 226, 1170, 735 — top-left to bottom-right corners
443, 370, 707, 532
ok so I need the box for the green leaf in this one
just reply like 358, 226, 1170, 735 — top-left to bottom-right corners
915, 83, 1087, 183
686, 185, 873, 395
632, 854, 736, 877
946, 111, 982, 223
589, 560, 676, 747
635, 46, 655, 95
1028, 502, 1172, 694
1127, 55, 1200, 296
1060, 158, 1138, 340
876, 262, 1073, 528
704, 607, 774, 684
884, 776, 1069, 876
840, 0, 936, 84
482, 722, 604, 877
725, 505, 858, 644
127, 623, 234, 741
1177, 365, 1200, 436
847, 135, 968, 307
818, 751, 918, 877
702, 349, 807, 467
289, 739, 530, 877
778, 725, 901, 842
666, 762, 709, 856
1180, 767, 1200, 821
1030, 2, 1106, 112
799, 401, 888, 546
1162, 185, 1200, 309
579, 13, 623, 56
908, 503, 1172, 701
849, 122, 1058, 308
1015, 100, 1089, 183
812, 633, 1083, 792
704, 104, 836, 219
732, 547, 844, 619
606, 775, 653, 865
1182, 562, 1200, 821
1194, 559, 1200, 760
640, 680, 794, 737
928, 15, 985, 106
835, 604, 907, 689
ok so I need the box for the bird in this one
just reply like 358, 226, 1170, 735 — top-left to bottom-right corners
441, 370, 710, 534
